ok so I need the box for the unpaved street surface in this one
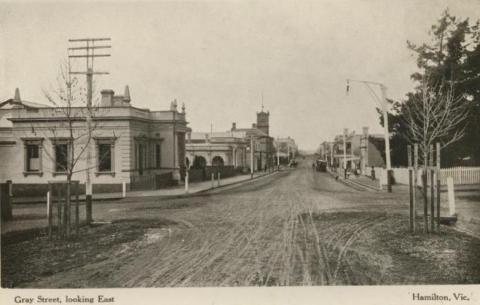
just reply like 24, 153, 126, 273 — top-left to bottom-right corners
3, 160, 480, 287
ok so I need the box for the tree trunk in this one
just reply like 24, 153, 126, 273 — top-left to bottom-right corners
423, 150, 428, 233
65, 175, 72, 238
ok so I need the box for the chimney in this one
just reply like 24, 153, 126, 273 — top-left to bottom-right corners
123, 85, 131, 103
100, 90, 115, 106
231, 122, 236, 131
252, 123, 257, 128
362, 126, 369, 136
14, 88, 21, 102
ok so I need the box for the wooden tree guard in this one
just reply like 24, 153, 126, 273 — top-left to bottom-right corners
408, 145, 414, 232
430, 144, 435, 232
48, 181, 80, 240
75, 181, 80, 237
436, 142, 441, 230
413, 144, 418, 232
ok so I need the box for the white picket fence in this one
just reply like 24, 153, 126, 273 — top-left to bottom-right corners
440, 167, 480, 185
370, 166, 480, 186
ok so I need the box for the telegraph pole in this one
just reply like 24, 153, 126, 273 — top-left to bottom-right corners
346, 78, 392, 192
343, 128, 348, 170
68, 38, 111, 223
250, 135, 254, 178
276, 139, 280, 168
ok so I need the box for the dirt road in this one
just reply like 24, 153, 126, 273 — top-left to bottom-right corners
4, 160, 480, 287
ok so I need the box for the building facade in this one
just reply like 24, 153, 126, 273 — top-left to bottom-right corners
231, 109, 275, 171
185, 108, 275, 174
0, 87, 188, 196
274, 137, 298, 164
326, 127, 385, 174
185, 131, 249, 169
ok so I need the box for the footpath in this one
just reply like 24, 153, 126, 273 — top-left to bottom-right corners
327, 167, 480, 238
327, 168, 383, 191
12, 170, 277, 204
2, 169, 281, 234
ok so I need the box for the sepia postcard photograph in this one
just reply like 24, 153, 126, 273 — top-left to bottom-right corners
0, 0, 479, 304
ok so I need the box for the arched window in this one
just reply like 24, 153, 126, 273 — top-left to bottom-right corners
192, 156, 207, 169
212, 156, 224, 167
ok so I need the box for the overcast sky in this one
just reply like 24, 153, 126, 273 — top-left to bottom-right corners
1, 0, 479, 151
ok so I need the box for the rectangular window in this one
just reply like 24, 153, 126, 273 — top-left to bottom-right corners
26, 144, 40, 171
55, 143, 69, 172
346, 143, 352, 154
98, 144, 112, 172
155, 144, 161, 169
95, 138, 115, 175
23, 139, 43, 175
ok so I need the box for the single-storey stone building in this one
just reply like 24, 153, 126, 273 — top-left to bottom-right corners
0, 87, 188, 196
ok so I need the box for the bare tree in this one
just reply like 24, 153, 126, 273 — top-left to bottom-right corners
37, 61, 109, 238
401, 78, 470, 167
401, 77, 470, 233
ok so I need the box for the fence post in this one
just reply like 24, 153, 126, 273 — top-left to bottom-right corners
211, 173, 215, 189
75, 181, 79, 237
430, 168, 435, 232
185, 171, 189, 194
0, 183, 13, 222
56, 184, 62, 237
422, 170, 428, 233
447, 177, 455, 217
122, 181, 126, 198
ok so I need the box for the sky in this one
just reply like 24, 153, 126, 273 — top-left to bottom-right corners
1, 0, 479, 151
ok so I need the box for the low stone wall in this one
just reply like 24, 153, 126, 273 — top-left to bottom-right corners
186, 166, 244, 182
130, 172, 175, 191
205, 166, 239, 179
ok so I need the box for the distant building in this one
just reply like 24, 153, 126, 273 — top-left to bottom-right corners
274, 137, 297, 164
0, 87, 188, 196
230, 108, 275, 171
330, 127, 385, 173
185, 131, 249, 169
318, 141, 334, 165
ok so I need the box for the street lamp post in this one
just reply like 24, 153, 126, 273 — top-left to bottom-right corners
346, 79, 392, 192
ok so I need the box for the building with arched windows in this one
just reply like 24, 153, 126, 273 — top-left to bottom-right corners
185, 108, 275, 177
185, 131, 249, 169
